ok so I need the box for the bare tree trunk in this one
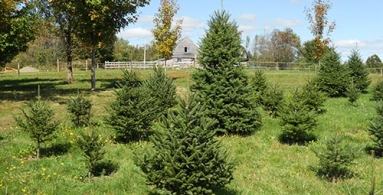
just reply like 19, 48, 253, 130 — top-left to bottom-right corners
65, 29, 74, 84
91, 50, 96, 90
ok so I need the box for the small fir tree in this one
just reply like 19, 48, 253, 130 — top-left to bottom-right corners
315, 48, 350, 97
260, 83, 284, 117
367, 101, 383, 157
191, 10, 261, 135
138, 95, 234, 194
67, 93, 92, 127
311, 132, 359, 182
278, 89, 317, 145
250, 69, 268, 106
106, 69, 176, 142
294, 80, 327, 113
76, 127, 107, 177
371, 80, 383, 101
14, 100, 59, 158
346, 80, 360, 106
347, 49, 370, 93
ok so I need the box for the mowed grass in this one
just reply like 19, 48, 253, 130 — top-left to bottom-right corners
1, 68, 383, 194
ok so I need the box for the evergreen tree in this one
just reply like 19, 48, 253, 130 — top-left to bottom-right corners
367, 101, 383, 157
67, 93, 92, 127
250, 69, 268, 106
315, 48, 350, 97
191, 10, 261, 135
14, 100, 59, 158
260, 83, 284, 117
371, 79, 383, 101
347, 49, 370, 93
311, 133, 359, 182
106, 69, 176, 142
294, 80, 327, 113
138, 95, 234, 194
346, 80, 360, 106
279, 89, 317, 145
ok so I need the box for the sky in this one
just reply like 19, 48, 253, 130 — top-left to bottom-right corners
117, 0, 383, 62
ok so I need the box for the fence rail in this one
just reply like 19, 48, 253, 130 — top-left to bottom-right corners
104, 61, 157, 69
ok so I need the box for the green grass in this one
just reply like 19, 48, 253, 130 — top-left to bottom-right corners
1, 68, 383, 194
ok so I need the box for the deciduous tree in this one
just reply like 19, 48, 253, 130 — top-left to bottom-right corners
152, 0, 183, 73
366, 54, 383, 73
0, 0, 36, 67
305, 0, 336, 61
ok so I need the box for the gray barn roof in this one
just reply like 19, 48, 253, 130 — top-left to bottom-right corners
172, 37, 199, 59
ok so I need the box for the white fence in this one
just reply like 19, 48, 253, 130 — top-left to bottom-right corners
104, 61, 157, 69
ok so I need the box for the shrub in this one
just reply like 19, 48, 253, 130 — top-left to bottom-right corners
137, 95, 234, 194
67, 93, 92, 127
261, 83, 284, 117
250, 69, 268, 106
14, 100, 59, 158
311, 133, 359, 182
346, 80, 360, 106
295, 80, 327, 113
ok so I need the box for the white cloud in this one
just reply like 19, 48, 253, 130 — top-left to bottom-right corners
238, 25, 259, 34
274, 18, 302, 28
137, 15, 154, 23
117, 27, 152, 39
335, 39, 366, 48
237, 14, 256, 22
179, 16, 205, 32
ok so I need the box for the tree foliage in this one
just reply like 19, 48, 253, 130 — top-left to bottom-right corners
311, 133, 359, 182
67, 93, 92, 127
366, 54, 383, 73
270, 28, 301, 63
152, 0, 183, 61
346, 49, 370, 93
367, 101, 383, 157
315, 48, 350, 97
371, 80, 383, 101
305, 0, 336, 61
279, 89, 317, 145
138, 95, 234, 195
191, 10, 262, 135
0, 0, 36, 67
14, 100, 59, 158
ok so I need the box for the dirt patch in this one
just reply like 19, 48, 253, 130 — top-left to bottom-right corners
20, 66, 39, 73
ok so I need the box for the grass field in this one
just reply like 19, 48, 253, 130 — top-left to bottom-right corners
1, 68, 383, 194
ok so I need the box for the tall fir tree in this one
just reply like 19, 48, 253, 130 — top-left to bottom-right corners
315, 48, 350, 97
191, 10, 261, 135
138, 95, 234, 194
347, 49, 370, 93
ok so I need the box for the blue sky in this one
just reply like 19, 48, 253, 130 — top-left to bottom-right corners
117, 0, 383, 62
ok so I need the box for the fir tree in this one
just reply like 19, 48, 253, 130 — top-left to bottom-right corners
106, 69, 176, 142
294, 80, 327, 113
138, 95, 234, 194
191, 10, 261, 135
279, 89, 317, 145
347, 49, 370, 93
315, 48, 350, 97
250, 69, 268, 106
367, 101, 383, 157
260, 83, 284, 117
14, 100, 59, 158
371, 79, 383, 101
311, 132, 359, 182
346, 80, 360, 106
67, 93, 92, 127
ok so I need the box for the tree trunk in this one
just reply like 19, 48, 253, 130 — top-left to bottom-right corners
65, 29, 74, 84
37, 140, 40, 159
91, 50, 96, 90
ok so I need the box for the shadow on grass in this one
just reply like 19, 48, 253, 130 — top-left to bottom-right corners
92, 160, 119, 177
41, 142, 72, 157
0, 77, 119, 102
213, 188, 239, 195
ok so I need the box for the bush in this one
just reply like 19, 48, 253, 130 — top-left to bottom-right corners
14, 100, 59, 158
67, 93, 92, 127
137, 95, 234, 194
261, 83, 284, 117
296, 80, 327, 113
250, 69, 268, 106
346, 80, 360, 106
311, 133, 359, 182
